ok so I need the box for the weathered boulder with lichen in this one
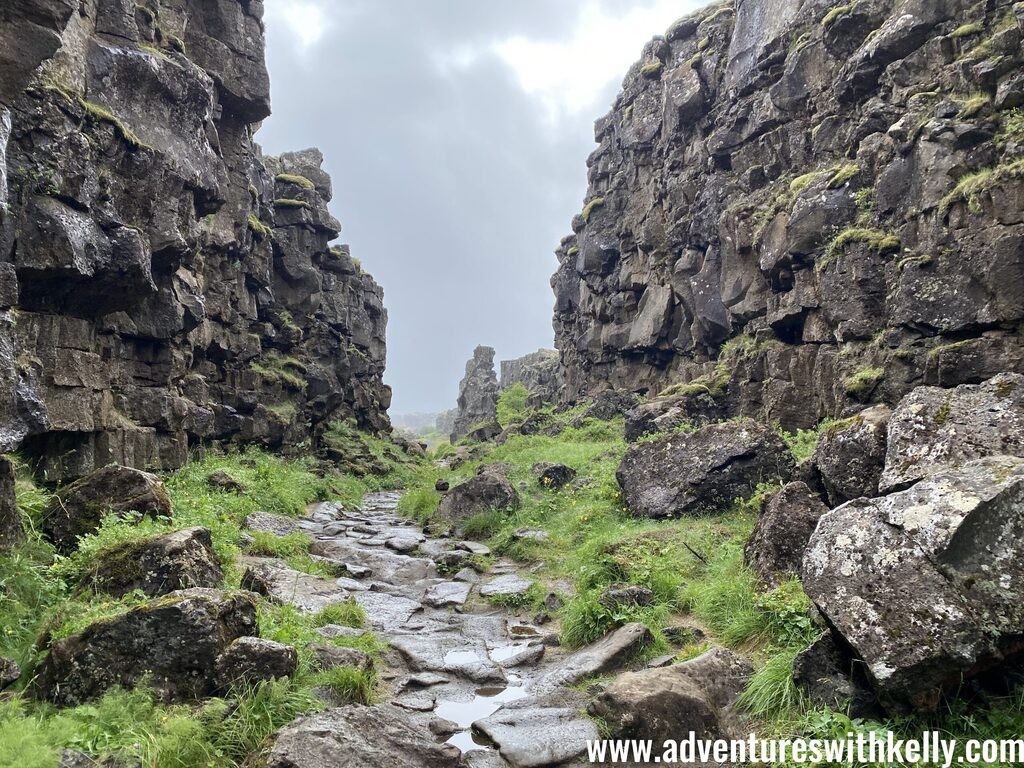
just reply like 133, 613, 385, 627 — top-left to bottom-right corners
744, 481, 827, 586
0, 0, 391, 484
450, 345, 500, 442
616, 420, 793, 518
34, 588, 259, 706
880, 373, 1024, 493
803, 455, 1024, 713
551, 0, 1024, 427
813, 405, 890, 505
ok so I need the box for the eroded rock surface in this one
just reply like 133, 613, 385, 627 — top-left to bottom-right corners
744, 482, 827, 586
451, 346, 500, 442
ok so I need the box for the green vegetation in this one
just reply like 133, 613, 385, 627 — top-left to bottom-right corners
950, 21, 984, 38
640, 60, 664, 77
820, 4, 853, 27
821, 227, 900, 268
79, 99, 146, 150
581, 196, 605, 222
957, 92, 990, 119
274, 173, 316, 191
273, 198, 310, 210
825, 163, 859, 189
778, 419, 840, 463
939, 159, 1024, 215
0, 443, 399, 766
247, 214, 271, 239
250, 352, 307, 390
496, 383, 531, 427
844, 365, 885, 396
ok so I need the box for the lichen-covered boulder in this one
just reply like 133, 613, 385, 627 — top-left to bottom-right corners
82, 527, 223, 597
880, 374, 1024, 493
616, 420, 794, 518
624, 392, 727, 442
588, 647, 752, 743
433, 472, 520, 536
262, 705, 462, 768
35, 588, 258, 706
42, 465, 172, 552
813, 405, 890, 505
803, 455, 1024, 713
214, 637, 298, 691
744, 482, 828, 586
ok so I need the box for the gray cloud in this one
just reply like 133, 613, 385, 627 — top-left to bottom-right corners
257, 0, 692, 413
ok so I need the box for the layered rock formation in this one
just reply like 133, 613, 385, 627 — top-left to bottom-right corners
0, 0, 390, 486
499, 348, 560, 403
450, 345, 500, 441
551, 0, 1024, 429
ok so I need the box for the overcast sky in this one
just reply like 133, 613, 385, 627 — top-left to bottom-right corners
258, 0, 703, 415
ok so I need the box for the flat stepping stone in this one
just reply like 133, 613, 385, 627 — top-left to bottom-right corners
388, 632, 505, 684
453, 568, 480, 583
312, 538, 436, 584
479, 574, 533, 598
457, 541, 491, 556
353, 590, 423, 631
534, 622, 653, 693
244, 512, 304, 537
474, 706, 598, 768
402, 672, 449, 688
385, 535, 421, 554
241, 558, 349, 613
492, 643, 545, 668
315, 624, 367, 640
424, 581, 472, 608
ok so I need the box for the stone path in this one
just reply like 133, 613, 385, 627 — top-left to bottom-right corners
249, 492, 651, 767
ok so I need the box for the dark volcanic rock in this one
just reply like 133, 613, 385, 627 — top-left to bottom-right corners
814, 405, 890, 506
214, 637, 298, 691
35, 588, 258, 706
262, 705, 462, 768
533, 462, 577, 489
434, 472, 520, 536
207, 470, 245, 493
551, 0, 1024, 426
0, 656, 19, 690
616, 420, 794, 518
499, 349, 560, 405
82, 526, 223, 597
745, 482, 828, 587
450, 346, 500, 443
0, 455, 21, 551
880, 374, 1024, 493
0, 0, 392, 483
793, 633, 882, 720
803, 455, 1024, 713
588, 647, 753, 743
582, 389, 641, 422
42, 465, 172, 552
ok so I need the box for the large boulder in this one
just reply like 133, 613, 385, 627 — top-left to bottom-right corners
792, 633, 881, 720
624, 393, 726, 442
744, 482, 828, 586
81, 527, 223, 597
262, 705, 462, 767
803, 456, 1024, 713
0, 455, 21, 551
35, 588, 258, 706
214, 637, 298, 691
880, 374, 1024, 493
813, 405, 890, 506
433, 472, 520, 536
616, 420, 794, 518
42, 465, 172, 553
588, 647, 752, 743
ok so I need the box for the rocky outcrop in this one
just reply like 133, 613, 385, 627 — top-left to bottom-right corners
0, 455, 21, 551
744, 481, 827, 586
43, 464, 172, 552
551, 0, 1024, 429
803, 455, 1024, 713
433, 471, 520, 536
499, 349, 560, 404
616, 420, 793, 518
35, 588, 259, 706
213, 636, 298, 691
813, 405, 890, 506
0, 0, 390, 485
450, 345, 499, 442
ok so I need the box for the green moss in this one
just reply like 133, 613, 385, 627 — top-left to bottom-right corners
566, 245, 580, 257
957, 93, 990, 119
822, 227, 901, 267
250, 352, 308, 390
826, 163, 860, 189
939, 159, 1024, 215
950, 21, 984, 38
275, 173, 316, 191
247, 214, 272, 239
640, 60, 663, 77
686, 52, 704, 68
697, 36, 711, 51
581, 197, 606, 222
821, 4, 853, 27
843, 366, 885, 396
165, 35, 186, 54
273, 198, 310, 210
79, 99, 147, 150
789, 170, 822, 195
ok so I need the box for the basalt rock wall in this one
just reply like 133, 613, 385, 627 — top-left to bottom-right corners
552, 0, 1024, 428
0, 0, 391, 484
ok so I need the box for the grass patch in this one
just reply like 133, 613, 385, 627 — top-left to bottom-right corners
274, 173, 315, 191
497, 383, 531, 427
273, 198, 309, 210
582, 197, 606, 222
313, 666, 376, 705
250, 352, 307, 390
821, 228, 900, 268
821, 4, 853, 27
939, 158, 1024, 215
79, 99, 146, 150
844, 365, 885, 396
312, 599, 366, 629
640, 60, 663, 77
247, 214, 272, 239
949, 21, 983, 38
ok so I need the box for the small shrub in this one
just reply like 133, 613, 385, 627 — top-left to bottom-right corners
496, 383, 530, 427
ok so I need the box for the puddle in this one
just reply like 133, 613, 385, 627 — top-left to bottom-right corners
488, 643, 533, 663
437, 684, 528, 752
443, 649, 484, 666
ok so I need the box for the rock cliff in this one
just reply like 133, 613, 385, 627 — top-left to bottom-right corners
499, 348, 560, 404
0, 0, 391, 484
450, 345, 500, 442
551, 0, 1024, 429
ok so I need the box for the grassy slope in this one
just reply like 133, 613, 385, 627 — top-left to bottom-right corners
401, 399, 1024, 767
0, 426, 411, 768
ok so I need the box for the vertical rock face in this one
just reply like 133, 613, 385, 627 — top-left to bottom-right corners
0, 0, 390, 482
551, 0, 1024, 427
450, 345, 499, 442
499, 349, 561, 403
